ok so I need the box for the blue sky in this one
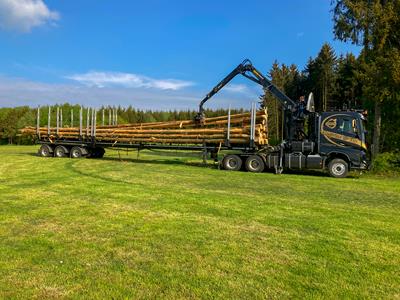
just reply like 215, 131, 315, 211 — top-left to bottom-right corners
0, 0, 360, 110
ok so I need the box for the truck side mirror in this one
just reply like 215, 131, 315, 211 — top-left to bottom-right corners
352, 119, 358, 134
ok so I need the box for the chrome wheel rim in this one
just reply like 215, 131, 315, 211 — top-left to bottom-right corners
227, 158, 237, 168
250, 159, 260, 170
55, 148, 64, 157
41, 148, 49, 156
332, 163, 345, 176
71, 149, 80, 158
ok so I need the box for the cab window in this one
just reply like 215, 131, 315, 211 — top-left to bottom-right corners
338, 117, 357, 135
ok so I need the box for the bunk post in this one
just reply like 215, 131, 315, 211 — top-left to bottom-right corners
79, 107, 83, 137
112, 107, 115, 125
93, 109, 97, 138
47, 106, 51, 136
90, 108, 94, 137
60, 108, 63, 128
86, 107, 90, 137
56, 107, 59, 136
250, 103, 253, 144
36, 106, 40, 139
226, 104, 231, 146
250, 102, 255, 148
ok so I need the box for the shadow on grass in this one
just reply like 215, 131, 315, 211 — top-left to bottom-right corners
27, 152, 40, 157
4, 151, 39, 157
79, 156, 341, 179
100, 156, 217, 169
64, 157, 219, 185
20, 150, 357, 179
64, 160, 133, 184
284, 169, 330, 178
284, 168, 359, 178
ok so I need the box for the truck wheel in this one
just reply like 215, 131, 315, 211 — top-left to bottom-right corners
88, 147, 105, 158
70, 146, 84, 158
245, 155, 265, 173
54, 145, 68, 158
222, 155, 242, 171
95, 147, 105, 158
328, 158, 348, 178
39, 144, 53, 157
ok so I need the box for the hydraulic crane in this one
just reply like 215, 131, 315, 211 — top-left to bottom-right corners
195, 59, 312, 144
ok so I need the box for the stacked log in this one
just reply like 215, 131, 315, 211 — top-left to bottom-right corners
21, 109, 268, 146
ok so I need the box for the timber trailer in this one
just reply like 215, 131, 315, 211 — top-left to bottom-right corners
35, 59, 369, 178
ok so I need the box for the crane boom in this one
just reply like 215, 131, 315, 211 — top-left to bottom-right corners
197, 59, 298, 119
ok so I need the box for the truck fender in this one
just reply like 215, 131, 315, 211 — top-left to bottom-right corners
324, 152, 351, 169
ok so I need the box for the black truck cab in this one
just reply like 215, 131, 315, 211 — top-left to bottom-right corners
282, 110, 369, 177
318, 111, 368, 170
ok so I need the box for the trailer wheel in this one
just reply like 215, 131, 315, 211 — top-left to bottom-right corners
245, 155, 265, 173
54, 145, 68, 158
222, 155, 242, 171
70, 146, 84, 158
39, 144, 53, 157
328, 158, 348, 178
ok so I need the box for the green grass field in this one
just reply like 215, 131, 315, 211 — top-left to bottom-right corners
0, 145, 399, 299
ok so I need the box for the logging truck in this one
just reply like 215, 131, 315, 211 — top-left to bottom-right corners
24, 59, 369, 178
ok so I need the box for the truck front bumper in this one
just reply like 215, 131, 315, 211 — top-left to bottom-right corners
352, 159, 370, 170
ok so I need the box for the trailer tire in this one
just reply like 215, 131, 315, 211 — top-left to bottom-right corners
245, 155, 265, 173
39, 144, 53, 157
222, 155, 242, 171
70, 146, 85, 158
54, 145, 68, 158
328, 158, 348, 178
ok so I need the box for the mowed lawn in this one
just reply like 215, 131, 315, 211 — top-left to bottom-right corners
0, 145, 399, 299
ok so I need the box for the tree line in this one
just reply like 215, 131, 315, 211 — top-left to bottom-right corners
262, 0, 400, 156
262, 42, 399, 153
0, 105, 246, 144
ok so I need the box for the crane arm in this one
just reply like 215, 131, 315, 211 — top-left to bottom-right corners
196, 59, 298, 121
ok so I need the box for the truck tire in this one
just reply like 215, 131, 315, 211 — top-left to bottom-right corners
245, 155, 265, 173
222, 154, 242, 171
70, 146, 85, 158
328, 158, 348, 178
95, 147, 105, 158
54, 145, 68, 158
39, 144, 53, 157
88, 147, 105, 158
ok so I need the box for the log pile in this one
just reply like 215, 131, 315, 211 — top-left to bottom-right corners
21, 109, 268, 146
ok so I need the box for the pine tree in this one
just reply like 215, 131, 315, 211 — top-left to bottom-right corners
313, 43, 337, 111
335, 53, 361, 109
332, 0, 400, 157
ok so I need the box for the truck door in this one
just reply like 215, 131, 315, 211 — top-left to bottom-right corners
320, 114, 363, 150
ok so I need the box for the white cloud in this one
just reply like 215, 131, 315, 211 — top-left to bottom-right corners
224, 83, 249, 93
0, 0, 59, 32
66, 71, 194, 91
0, 76, 257, 110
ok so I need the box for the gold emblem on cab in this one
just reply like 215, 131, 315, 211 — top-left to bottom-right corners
325, 118, 337, 129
